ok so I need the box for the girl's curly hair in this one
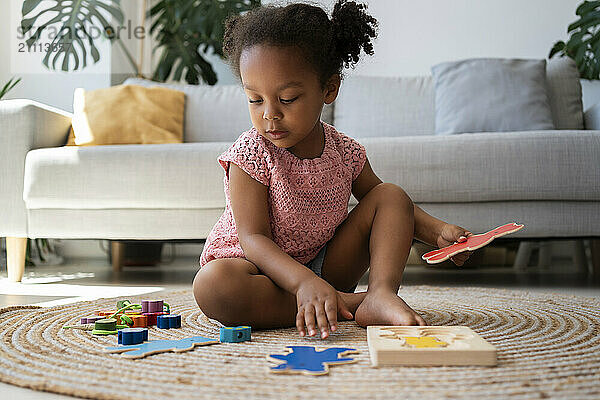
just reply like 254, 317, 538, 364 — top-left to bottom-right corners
223, 0, 378, 88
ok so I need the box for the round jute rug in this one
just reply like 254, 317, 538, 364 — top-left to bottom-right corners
0, 286, 599, 400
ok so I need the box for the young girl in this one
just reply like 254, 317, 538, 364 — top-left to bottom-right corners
194, 0, 473, 339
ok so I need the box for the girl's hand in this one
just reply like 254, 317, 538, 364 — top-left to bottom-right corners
437, 223, 474, 266
295, 276, 353, 339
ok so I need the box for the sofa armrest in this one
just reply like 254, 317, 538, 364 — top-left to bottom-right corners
0, 99, 72, 237
584, 102, 600, 130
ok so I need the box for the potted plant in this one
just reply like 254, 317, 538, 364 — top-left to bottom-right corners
20, 0, 260, 85
550, 0, 600, 108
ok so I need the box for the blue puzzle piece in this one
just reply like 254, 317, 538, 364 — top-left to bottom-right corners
268, 346, 358, 375
220, 326, 251, 342
105, 336, 219, 359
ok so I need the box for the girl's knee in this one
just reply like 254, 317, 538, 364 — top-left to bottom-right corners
371, 183, 414, 213
193, 259, 252, 325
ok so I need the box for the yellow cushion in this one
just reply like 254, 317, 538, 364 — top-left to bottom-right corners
67, 84, 185, 146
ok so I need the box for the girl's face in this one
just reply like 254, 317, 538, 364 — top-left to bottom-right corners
240, 45, 339, 156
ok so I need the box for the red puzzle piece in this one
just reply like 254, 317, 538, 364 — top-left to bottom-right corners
422, 222, 524, 264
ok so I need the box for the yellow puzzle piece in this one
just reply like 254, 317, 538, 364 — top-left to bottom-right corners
404, 336, 448, 348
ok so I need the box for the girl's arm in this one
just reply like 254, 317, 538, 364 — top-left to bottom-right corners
351, 157, 445, 248
230, 163, 350, 337
228, 163, 318, 294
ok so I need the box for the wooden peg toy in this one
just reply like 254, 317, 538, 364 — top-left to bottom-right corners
267, 346, 358, 376
97, 310, 117, 317
219, 326, 251, 343
157, 314, 181, 329
105, 336, 219, 359
116, 300, 141, 310
143, 312, 167, 326
367, 326, 497, 367
63, 324, 94, 331
91, 318, 118, 335
91, 318, 128, 335
130, 315, 148, 328
141, 300, 163, 313
116, 300, 131, 309
422, 222, 524, 264
96, 311, 127, 325
80, 316, 104, 324
118, 328, 149, 345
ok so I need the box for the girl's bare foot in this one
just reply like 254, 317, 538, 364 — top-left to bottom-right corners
338, 291, 367, 319
354, 290, 426, 327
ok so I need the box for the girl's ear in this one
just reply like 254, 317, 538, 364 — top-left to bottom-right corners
323, 74, 341, 105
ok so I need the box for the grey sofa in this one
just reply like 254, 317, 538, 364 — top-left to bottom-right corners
1, 58, 599, 282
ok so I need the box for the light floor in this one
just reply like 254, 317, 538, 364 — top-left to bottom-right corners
0, 252, 598, 399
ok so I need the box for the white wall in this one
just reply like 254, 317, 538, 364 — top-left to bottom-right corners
259, 0, 580, 77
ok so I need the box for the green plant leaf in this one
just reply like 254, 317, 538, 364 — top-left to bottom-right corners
149, 0, 260, 84
568, 10, 600, 33
574, 42, 588, 65
555, 1, 600, 79
576, 0, 600, 17
549, 41, 566, 58
22, 0, 44, 17
0, 77, 22, 100
20, 0, 123, 72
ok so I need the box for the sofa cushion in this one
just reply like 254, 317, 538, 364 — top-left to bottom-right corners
546, 57, 584, 129
359, 130, 600, 203
124, 78, 250, 142
24, 131, 600, 209
23, 143, 230, 209
123, 78, 335, 142
431, 58, 555, 135
68, 85, 185, 145
333, 75, 435, 137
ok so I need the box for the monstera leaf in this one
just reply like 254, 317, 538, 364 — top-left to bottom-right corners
550, 0, 600, 79
21, 0, 123, 71
149, 0, 260, 85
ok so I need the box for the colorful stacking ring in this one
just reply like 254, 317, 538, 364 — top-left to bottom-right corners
131, 315, 148, 328
97, 310, 116, 317
91, 318, 119, 335
80, 316, 104, 324
142, 312, 166, 326
141, 300, 163, 313
94, 318, 117, 331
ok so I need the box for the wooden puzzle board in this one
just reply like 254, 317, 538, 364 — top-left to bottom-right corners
367, 326, 497, 367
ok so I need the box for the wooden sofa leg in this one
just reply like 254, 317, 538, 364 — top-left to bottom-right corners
513, 241, 534, 270
591, 239, 600, 282
6, 237, 27, 282
111, 241, 124, 273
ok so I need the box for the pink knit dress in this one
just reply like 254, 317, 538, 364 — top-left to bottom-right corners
199, 121, 367, 267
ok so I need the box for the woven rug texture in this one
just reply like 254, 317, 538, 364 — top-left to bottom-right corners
0, 286, 599, 400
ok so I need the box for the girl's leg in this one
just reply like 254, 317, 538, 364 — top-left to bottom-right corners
193, 258, 364, 329
320, 182, 426, 326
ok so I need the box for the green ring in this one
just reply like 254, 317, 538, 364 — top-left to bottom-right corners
91, 329, 118, 335
95, 318, 117, 331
